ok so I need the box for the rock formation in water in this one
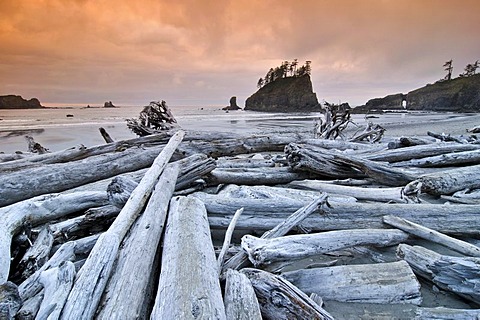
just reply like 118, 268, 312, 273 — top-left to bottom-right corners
222, 96, 242, 111
104, 101, 116, 108
355, 73, 480, 113
0, 95, 43, 109
245, 74, 320, 112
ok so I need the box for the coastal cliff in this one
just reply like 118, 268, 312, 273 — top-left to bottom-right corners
0, 95, 43, 109
354, 73, 480, 113
245, 74, 320, 112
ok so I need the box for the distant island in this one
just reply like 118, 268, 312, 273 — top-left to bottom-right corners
245, 60, 320, 112
355, 60, 480, 113
0, 95, 44, 109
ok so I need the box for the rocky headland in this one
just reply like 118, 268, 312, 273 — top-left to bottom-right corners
245, 74, 320, 112
0, 95, 43, 109
354, 73, 480, 113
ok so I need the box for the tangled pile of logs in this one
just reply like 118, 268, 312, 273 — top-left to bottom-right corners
1, 113, 480, 319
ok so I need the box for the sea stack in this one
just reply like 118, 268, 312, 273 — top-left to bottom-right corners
222, 96, 242, 111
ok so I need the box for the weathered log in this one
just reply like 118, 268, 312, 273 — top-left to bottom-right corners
383, 215, 480, 257
217, 208, 243, 276
0, 191, 108, 284
216, 156, 275, 168
107, 176, 138, 208
392, 149, 480, 168
221, 195, 329, 274
241, 268, 334, 320
96, 163, 180, 319
366, 142, 480, 162
428, 131, 464, 143
202, 196, 480, 235
36, 261, 76, 320
224, 269, 262, 320
13, 226, 53, 283
406, 164, 480, 196
206, 167, 313, 186
441, 188, 480, 204
283, 260, 422, 304
49, 205, 120, 244
242, 229, 409, 267
15, 292, 43, 320
0, 281, 21, 320
61, 130, 184, 320
387, 136, 434, 149
397, 244, 480, 303
150, 196, 226, 319
415, 307, 480, 319
288, 179, 417, 203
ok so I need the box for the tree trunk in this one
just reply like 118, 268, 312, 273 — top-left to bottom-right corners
224, 269, 262, 320
96, 163, 180, 319
397, 244, 480, 304
60, 130, 184, 320
282, 260, 422, 304
150, 196, 226, 319
242, 229, 408, 267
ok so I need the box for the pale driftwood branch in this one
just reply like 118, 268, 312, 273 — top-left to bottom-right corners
224, 269, 262, 320
61, 130, 185, 320
397, 244, 480, 303
221, 195, 328, 274
242, 268, 334, 320
242, 229, 408, 267
217, 207, 244, 277
36, 261, 76, 320
383, 215, 480, 257
0, 191, 108, 284
283, 260, 422, 304
96, 163, 180, 319
150, 196, 226, 319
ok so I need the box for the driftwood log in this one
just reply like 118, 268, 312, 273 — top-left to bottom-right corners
282, 260, 422, 304
223, 269, 262, 320
60, 130, 184, 320
150, 196, 226, 319
96, 163, 180, 319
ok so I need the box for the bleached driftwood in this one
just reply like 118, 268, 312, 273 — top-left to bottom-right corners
36, 261, 76, 320
61, 130, 184, 320
283, 260, 422, 304
223, 269, 262, 320
206, 167, 312, 186
242, 229, 409, 267
106, 176, 138, 208
242, 268, 334, 320
387, 136, 434, 149
406, 164, 480, 196
383, 215, 480, 257
0, 145, 166, 207
392, 149, 480, 168
96, 163, 180, 319
217, 208, 244, 276
397, 244, 480, 303
0, 191, 108, 284
15, 292, 43, 320
366, 142, 480, 162
288, 179, 415, 203
415, 307, 480, 319
202, 196, 480, 235
150, 196, 226, 319
221, 195, 329, 274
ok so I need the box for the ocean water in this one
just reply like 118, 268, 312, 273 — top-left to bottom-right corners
0, 105, 325, 153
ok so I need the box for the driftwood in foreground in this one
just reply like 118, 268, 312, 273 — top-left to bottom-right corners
221, 195, 329, 274
201, 196, 480, 235
224, 269, 262, 320
397, 244, 480, 304
283, 260, 422, 304
0, 191, 108, 284
241, 229, 408, 267
242, 268, 334, 320
0, 282, 21, 320
383, 215, 480, 257
406, 164, 480, 196
150, 196, 226, 319
96, 164, 180, 319
61, 130, 184, 320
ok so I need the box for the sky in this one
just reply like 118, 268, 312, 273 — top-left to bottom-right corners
1, 0, 479, 107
